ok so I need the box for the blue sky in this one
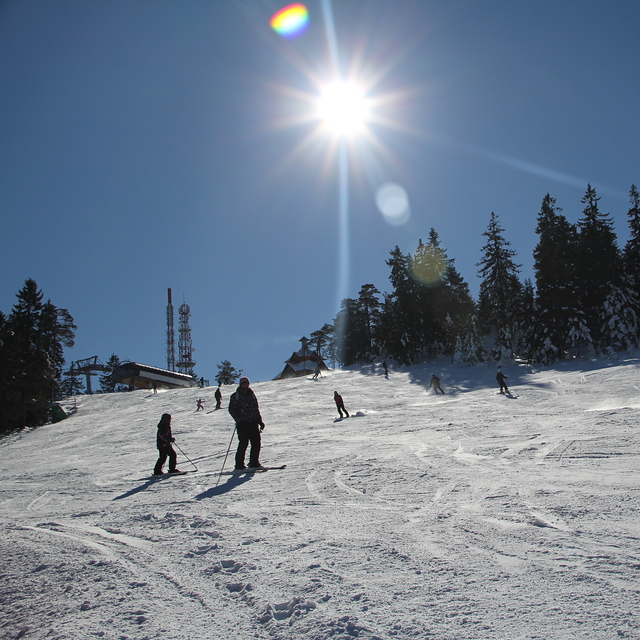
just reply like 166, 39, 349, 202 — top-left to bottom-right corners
1, 0, 638, 384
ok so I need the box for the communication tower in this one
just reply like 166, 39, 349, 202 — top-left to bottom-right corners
166, 288, 176, 371
176, 300, 196, 376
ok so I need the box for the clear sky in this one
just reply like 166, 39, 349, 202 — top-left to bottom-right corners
1, 0, 638, 384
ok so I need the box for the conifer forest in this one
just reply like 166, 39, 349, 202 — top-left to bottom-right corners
2, 184, 639, 434
310, 185, 640, 370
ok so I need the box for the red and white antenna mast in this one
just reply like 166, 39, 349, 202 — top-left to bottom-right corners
166, 288, 176, 371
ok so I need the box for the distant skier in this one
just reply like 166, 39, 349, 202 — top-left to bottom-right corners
312, 365, 321, 380
334, 391, 349, 418
228, 377, 265, 470
382, 360, 388, 377
196, 398, 204, 411
215, 386, 222, 410
153, 413, 180, 475
496, 367, 509, 394
429, 374, 445, 395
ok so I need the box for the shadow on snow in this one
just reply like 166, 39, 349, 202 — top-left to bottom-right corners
193, 473, 254, 500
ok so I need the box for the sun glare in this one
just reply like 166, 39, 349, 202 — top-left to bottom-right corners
318, 81, 369, 136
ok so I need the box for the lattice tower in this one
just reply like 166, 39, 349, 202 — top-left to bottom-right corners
176, 301, 196, 376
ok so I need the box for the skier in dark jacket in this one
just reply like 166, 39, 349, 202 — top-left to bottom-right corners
228, 377, 264, 470
215, 386, 222, 410
334, 391, 349, 418
153, 413, 180, 475
496, 368, 509, 394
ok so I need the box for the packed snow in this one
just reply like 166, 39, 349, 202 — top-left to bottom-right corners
1, 356, 639, 640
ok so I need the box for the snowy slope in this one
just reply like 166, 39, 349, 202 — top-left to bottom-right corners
1, 357, 639, 640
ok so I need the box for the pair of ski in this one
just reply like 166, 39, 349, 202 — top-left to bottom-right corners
153, 470, 192, 477
152, 465, 287, 479
220, 464, 286, 476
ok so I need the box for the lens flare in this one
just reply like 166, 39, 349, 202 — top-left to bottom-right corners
375, 183, 410, 226
411, 247, 447, 287
270, 3, 309, 39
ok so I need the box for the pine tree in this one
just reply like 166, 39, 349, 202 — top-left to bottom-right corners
601, 287, 638, 352
623, 185, 640, 336
441, 252, 476, 362
309, 323, 335, 367
99, 354, 123, 393
453, 314, 484, 365
383, 246, 421, 364
0, 279, 76, 432
575, 184, 630, 351
357, 284, 382, 360
38, 302, 76, 396
334, 298, 361, 366
59, 372, 84, 397
215, 360, 240, 386
476, 213, 523, 361
410, 232, 447, 357
531, 194, 580, 362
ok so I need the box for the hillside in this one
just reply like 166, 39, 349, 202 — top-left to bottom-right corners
1, 357, 639, 640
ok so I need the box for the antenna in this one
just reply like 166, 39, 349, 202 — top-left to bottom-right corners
176, 299, 196, 376
167, 288, 175, 371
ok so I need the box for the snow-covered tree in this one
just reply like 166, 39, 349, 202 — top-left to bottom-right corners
382, 246, 422, 365
0, 279, 76, 432
623, 184, 640, 336
575, 184, 629, 351
532, 194, 580, 362
476, 213, 523, 361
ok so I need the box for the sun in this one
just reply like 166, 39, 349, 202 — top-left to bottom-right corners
317, 81, 369, 136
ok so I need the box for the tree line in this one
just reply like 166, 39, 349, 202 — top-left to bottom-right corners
3, 184, 637, 434
0, 277, 244, 434
0, 279, 76, 434
308, 185, 640, 369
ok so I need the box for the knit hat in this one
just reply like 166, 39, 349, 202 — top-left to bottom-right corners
239, 377, 250, 385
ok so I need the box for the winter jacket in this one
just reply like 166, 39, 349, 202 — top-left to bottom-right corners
156, 415, 173, 449
228, 386, 263, 424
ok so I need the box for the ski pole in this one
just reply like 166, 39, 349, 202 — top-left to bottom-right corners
174, 442, 198, 471
215, 426, 236, 487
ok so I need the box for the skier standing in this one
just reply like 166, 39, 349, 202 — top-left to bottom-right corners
196, 398, 204, 411
228, 377, 264, 470
496, 367, 509, 394
429, 374, 445, 394
215, 386, 222, 410
153, 413, 180, 475
334, 391, 349, 418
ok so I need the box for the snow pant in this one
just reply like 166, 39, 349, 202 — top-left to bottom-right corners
235, 421, 261, 469
433, 385, 445, 394
336, 404, 349, 418
154, 444, 177, 474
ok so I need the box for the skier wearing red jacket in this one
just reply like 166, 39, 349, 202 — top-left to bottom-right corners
334, 391, 349, 418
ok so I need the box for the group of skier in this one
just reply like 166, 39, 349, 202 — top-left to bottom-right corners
153, 366, 512, 475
